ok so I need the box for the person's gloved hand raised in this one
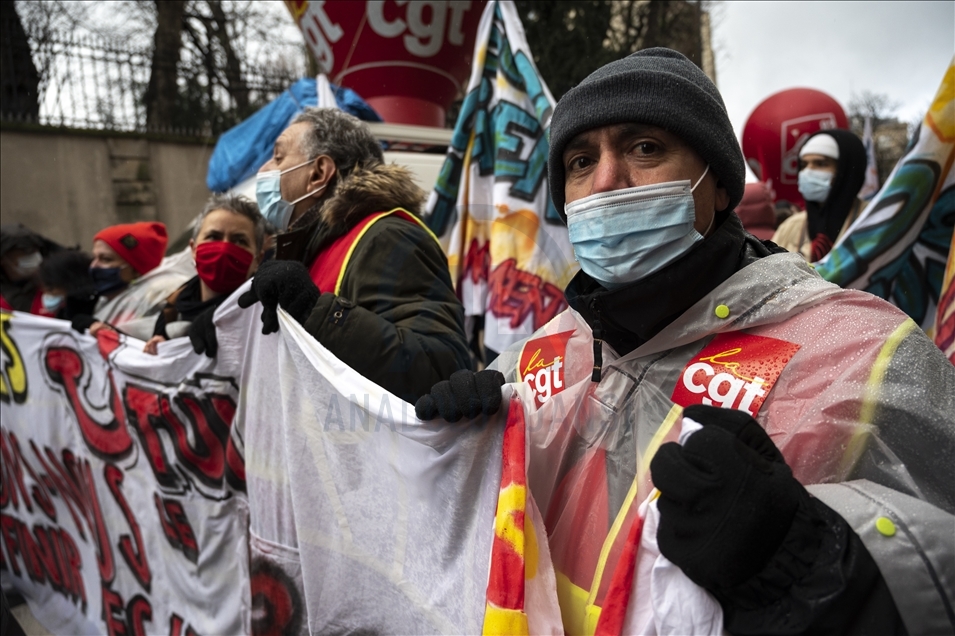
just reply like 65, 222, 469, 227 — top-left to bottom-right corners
237, 260, 320, 335
415, 369, 505, 422
188, 305, 218, 357
650, 404, 806, 590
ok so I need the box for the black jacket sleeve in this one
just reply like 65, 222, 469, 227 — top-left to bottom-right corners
153, 307, 169, 338
716, 495, 907, 635
303, 217, 472, 404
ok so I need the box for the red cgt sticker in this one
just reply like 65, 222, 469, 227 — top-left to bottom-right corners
671, 332, 800, 417
519, 330, 575, 407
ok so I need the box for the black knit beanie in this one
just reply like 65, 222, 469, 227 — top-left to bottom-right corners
549, 48, 745, 221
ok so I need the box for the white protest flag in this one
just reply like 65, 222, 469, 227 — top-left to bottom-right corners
424, 0, 578, 356
316, 73, 338, 109
222, 292, 562, 635
0, 310, 248, 635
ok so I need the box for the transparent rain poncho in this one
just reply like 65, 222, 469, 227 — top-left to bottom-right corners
94, 247, 196, 338
491, 252, 955, 634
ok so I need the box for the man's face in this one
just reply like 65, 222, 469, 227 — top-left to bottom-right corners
259, 122, 334, 227
799, 153, 838, 175
563, 124, 729, 235
91, 240, 135, 283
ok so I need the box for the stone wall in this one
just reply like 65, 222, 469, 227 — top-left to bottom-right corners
0, 126, 215, 248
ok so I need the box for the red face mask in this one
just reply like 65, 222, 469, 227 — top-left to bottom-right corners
194, 241, 255, 294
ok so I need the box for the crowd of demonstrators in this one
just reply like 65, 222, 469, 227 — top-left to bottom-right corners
3, 56, 951, 635
188, 107, 472, 404
144, 194, 264, 355
0, 223, 62, 315
773, 130, 867, 261
3, 110, 471, 406
417, 48, 953, 634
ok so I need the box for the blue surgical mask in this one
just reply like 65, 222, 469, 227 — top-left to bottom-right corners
565, 166, 710, 289
89, 266, 128, 295
256, 159, 327, 231
41, 293, 64, 313
798, 168, 833, 203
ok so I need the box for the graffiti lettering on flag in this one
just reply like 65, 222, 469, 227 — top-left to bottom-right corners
0, 513, 86, 608
492, 102, 549, 203
483, 397, 531, 634
0, 313, 28, 404
816, 58, 955, 331
250, 559, 304, 636
488, 259, 566, 332
44, 346, 133, 460
937, 236, 955, 362
463, 238, 491, 285
168, 612, 200, 636
425, 2, 574, 356
819, 160, 952, 326
154, 495, 199, 564
1, 313, 245, 635
0, 426, 143, 618
43, 344, 243, 496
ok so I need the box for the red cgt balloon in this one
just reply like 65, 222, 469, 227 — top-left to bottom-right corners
742, 88, 848, 207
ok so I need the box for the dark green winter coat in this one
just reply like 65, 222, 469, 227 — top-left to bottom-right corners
275, 163, 472, 404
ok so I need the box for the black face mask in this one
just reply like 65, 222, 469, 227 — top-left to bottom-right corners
89, 266, 128, 295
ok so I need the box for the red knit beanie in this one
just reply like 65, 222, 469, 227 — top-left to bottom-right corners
93, 222, 168, 275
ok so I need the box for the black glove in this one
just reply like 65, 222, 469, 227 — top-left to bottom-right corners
188, 305, 218, 357
71, 314, 96, 334
650, 404, 804, 590
414, 369, 505, 422
237, 260, 320, 335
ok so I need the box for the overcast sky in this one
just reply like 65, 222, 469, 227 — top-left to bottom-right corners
712, 1, 954, 142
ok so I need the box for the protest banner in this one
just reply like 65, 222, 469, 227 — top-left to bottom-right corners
0, 311, 247, 635
215, 293, 562, 635
1, 293, 564, 634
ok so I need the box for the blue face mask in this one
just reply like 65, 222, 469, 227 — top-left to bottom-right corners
89, 266, 128, 295
798, 168, 833, 203
255, 159, 327, 231
41, 293, 64, 313
565, 166, 710, 289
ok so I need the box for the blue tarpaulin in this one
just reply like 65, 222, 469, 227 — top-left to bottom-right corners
206, 77, 382, 192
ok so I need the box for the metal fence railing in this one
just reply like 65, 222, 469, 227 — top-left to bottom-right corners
2, 28, 302, 137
